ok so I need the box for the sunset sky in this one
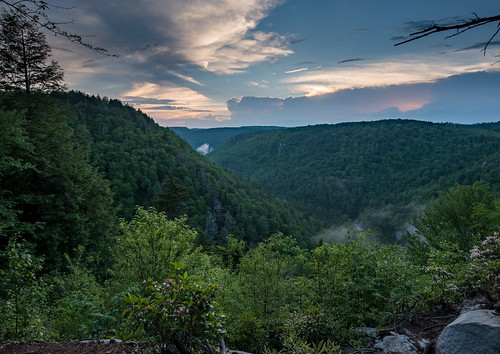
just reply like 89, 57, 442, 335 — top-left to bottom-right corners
44, 0, 500, 127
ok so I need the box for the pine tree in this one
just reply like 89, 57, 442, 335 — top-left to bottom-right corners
0, 10, 64, 94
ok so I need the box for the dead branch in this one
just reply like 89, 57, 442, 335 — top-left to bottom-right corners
0, 0, 118, 56
395, 13, 500, 54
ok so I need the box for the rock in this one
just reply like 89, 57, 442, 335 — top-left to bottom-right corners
436, 309, 500, 354
356, 327, 377, 338
374, 332, 417, 353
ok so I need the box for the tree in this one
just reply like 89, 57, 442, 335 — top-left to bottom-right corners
410, 182, 500, 253
396, 13, 500, 55
0, 0, 113, 56
155, 177, 190, 219
0, 10, 64, 94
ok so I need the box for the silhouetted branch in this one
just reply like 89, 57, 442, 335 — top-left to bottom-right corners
395, 13, 500, 54
0, 0, 118, 56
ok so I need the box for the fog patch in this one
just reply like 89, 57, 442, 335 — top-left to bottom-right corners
196, 143, 213, 155
312, 221, 364, 244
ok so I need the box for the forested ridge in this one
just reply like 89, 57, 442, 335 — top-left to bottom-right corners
1, 5, 499, 353
1, 91, 500, 353
171, 126, 282, 153
208, 120, 500, 242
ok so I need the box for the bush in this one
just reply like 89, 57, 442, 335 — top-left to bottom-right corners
468, 232, 500, 300
123, 265, 225, 353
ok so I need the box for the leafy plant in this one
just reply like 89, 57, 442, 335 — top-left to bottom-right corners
468, 232, 500, 300
123, 266, 226, 353
0, 237, 48, 341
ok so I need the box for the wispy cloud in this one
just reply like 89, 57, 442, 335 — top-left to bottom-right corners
166, 70, 204, 86
337, 58, 364, 64
121, 82, 228, 124
283, 50, 498, 96
285, 67, 308, 74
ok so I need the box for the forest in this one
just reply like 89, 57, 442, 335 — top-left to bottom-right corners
1, 82, 500, 354
208, 121, 500, 242
0, 6, 499, 354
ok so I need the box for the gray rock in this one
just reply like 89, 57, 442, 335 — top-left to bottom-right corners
436, 309, 500, 354
356, 327, 377, 337
374, 332, 417, 353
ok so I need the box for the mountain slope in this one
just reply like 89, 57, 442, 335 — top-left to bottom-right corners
61, 91, 320, 246
208, 119, 500, 241
171, 126, 282, 154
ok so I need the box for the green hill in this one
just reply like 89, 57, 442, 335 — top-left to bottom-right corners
63, 92, 319, 246
208, 119, 500, 242
171, 126, 282, 154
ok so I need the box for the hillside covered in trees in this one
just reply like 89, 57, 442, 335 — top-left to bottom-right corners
2, 91, 500, 353
208, 120, 500, 242
1, 4, 499, 353
171, 126, 282, 154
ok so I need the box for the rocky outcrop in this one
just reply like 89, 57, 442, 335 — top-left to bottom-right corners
436, 309, 500, 354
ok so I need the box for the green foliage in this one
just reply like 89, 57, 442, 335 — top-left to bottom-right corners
48, 247, 111, 340
420, 242, 468, 306
0, 108, 34, 233
411, 182, 500, 253
220, 233, 308, 352
0, 237, 48, 341
112, 207, 212, 289
123, 269, 225, 352
0, 92, 117, 275
56, 91, 320, 245
209, 120, 500, 241
468, 233, 500, 299
309, 233, 420, 332
265, 337, 341, 354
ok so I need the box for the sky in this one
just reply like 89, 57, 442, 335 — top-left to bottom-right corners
40, 0, 500, 128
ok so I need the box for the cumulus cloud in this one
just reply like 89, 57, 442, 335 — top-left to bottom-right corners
68, 0, 291, 75
227, 71, 500, 126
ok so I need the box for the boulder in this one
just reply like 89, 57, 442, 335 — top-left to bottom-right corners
374, 332, 417, 353
436, 309, 500, 354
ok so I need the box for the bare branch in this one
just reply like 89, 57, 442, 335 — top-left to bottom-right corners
395, 13, 500, 54
0, 0, 118, 56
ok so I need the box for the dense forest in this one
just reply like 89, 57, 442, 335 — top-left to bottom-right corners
1, 90, 500, 353
208, 121, 500, 242
1, 8, 499, 353
171, 126, 282, 154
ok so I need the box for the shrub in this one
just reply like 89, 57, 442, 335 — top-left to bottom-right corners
468, 232, 500, 300
123, 266, 225, 353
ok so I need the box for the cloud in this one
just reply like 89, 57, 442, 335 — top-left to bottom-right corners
196, 143, 213, 155
227, 71, 500, 126
248, 81, 268, 88
121, 82, 229, 124
285, 67, 308, 74
57, 0, 292, 77
282, 51, 497, 96
337, 58, 364, 64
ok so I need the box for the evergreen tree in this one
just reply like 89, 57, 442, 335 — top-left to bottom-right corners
155, 177, 189, 219
0, 10, 64, 94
